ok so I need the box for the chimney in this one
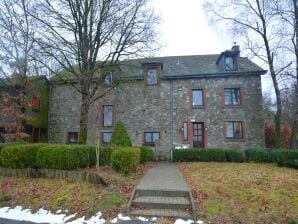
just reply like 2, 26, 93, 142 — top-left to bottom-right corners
232, 42, 240, 52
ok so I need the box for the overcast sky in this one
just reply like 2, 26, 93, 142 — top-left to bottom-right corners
151, 0, 273, 94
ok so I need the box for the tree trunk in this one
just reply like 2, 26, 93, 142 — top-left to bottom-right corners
291, 0, 298, 148
79, 93, 89, 144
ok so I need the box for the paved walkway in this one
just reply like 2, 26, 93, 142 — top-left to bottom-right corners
136, 162, 190, 192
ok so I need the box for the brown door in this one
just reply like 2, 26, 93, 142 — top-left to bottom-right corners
193, 122, 204, 148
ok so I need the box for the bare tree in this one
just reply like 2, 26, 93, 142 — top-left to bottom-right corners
0, 0, 38, 141
31, 0, 158, 144
204, 0, 294, 147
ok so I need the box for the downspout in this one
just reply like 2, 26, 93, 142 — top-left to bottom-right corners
47, 84, 52, 143
170, 80, 174, 160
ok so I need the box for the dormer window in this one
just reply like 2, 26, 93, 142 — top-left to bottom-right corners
224, 56, 235, 71
147, 68, 158, 85
104, 72, 112, 87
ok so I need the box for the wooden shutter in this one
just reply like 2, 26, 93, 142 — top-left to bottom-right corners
204, 122, 208, 148
203, 88, 207, 109
240, 88, 244, 105
221, 88, 225, 107
188, 121, 193, 147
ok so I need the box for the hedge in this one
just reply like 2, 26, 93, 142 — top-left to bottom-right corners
173, 148, 225, 162
111, 147, 140, 174
1, 144, 45, 169
140, 146, 155, 163
96, 145, 115, 166
245, 148, 271, 163
225, 149, 245, 162
275, 150, 298, 169
36, 144, 95, 170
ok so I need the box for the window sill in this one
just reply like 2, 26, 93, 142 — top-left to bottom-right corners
223, 105, 242, 109
192, 106, 204, 109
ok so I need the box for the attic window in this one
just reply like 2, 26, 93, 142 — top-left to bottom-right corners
224, 56, 235, 71
147, 68, 158, 85
104, 72, 112, 87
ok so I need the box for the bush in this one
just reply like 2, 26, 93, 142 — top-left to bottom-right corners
36, 144, 95, 170
275, 150, 298, 169
200, 148, 226, 162
1, 144, 45, 168
225, 149, 245, 162
110, 121, 132, 147
173, 149, 201, 162
173, 148, 225, 162
245, 148, 271, 163
140, 146, 155, 163
96, 145, 115, 166
111, 147, 140, 174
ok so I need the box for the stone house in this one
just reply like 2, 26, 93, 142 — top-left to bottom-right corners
48, 45, 266, 159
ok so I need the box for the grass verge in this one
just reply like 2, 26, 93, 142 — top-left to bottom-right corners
177, 162, 298, 224
0, 162, 155, 220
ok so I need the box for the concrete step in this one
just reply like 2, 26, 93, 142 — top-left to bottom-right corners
132, 196, 190, 209
136, 189, 189, 197
130, 209, 192, 219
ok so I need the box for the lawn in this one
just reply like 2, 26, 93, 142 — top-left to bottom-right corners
178, 162, 298, 224
0, 162, 155, 220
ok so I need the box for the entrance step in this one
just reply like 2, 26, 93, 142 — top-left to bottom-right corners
136, 189, 189, 197
127, 163, 196, 220
130, 209, 192, 219
132, 196, 190, 209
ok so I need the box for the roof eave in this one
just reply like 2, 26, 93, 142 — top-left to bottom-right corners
162, 70, 267, 80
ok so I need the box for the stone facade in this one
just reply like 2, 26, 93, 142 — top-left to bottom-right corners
48, 48, 266, 159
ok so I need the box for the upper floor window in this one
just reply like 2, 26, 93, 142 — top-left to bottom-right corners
225, 121, 243, 139
103, 105, 113, 127
147, 68, 158, 85
224, 56, 235, 71
224, 88, 241, 106
32, 94, 40, 111
104, 72, 112, 87
102, 132, 112, 144
192, 89, 203, 107
68, 132, 78, 144
144, 132, 160, 145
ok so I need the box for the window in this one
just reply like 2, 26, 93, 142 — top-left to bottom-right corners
225, 56, 235, 71
0, 127, 5, 143
103, 105, 113, 127
183, 122, 188, 142
102, 132, 112, 144
147, 69, 158, 85
68, 132, 78, 144
144, 132, 160, 145
192, 89, 203, 107
224, 88, 241, 105
226, 122, 243, 139
32, 94, 40, 111
104, 72, 112, 87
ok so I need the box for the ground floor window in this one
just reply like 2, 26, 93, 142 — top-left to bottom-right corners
0, 127, 5, 143
144, 132, 160, 145
226, 121, 243, 139
102, 132, 112, 144
68, 132, 78, 144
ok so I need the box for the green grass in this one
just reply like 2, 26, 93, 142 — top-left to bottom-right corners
178, 162, 298, 223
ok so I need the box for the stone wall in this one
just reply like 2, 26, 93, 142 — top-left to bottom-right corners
49, 74, 264, 159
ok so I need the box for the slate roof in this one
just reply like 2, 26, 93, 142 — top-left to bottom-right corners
119, 54, 266, 79
49, 53, 266, 82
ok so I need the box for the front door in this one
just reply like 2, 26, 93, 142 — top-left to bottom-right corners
193, 122, 204, 148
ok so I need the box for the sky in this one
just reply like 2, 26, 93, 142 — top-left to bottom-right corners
150, 0, 273, 94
